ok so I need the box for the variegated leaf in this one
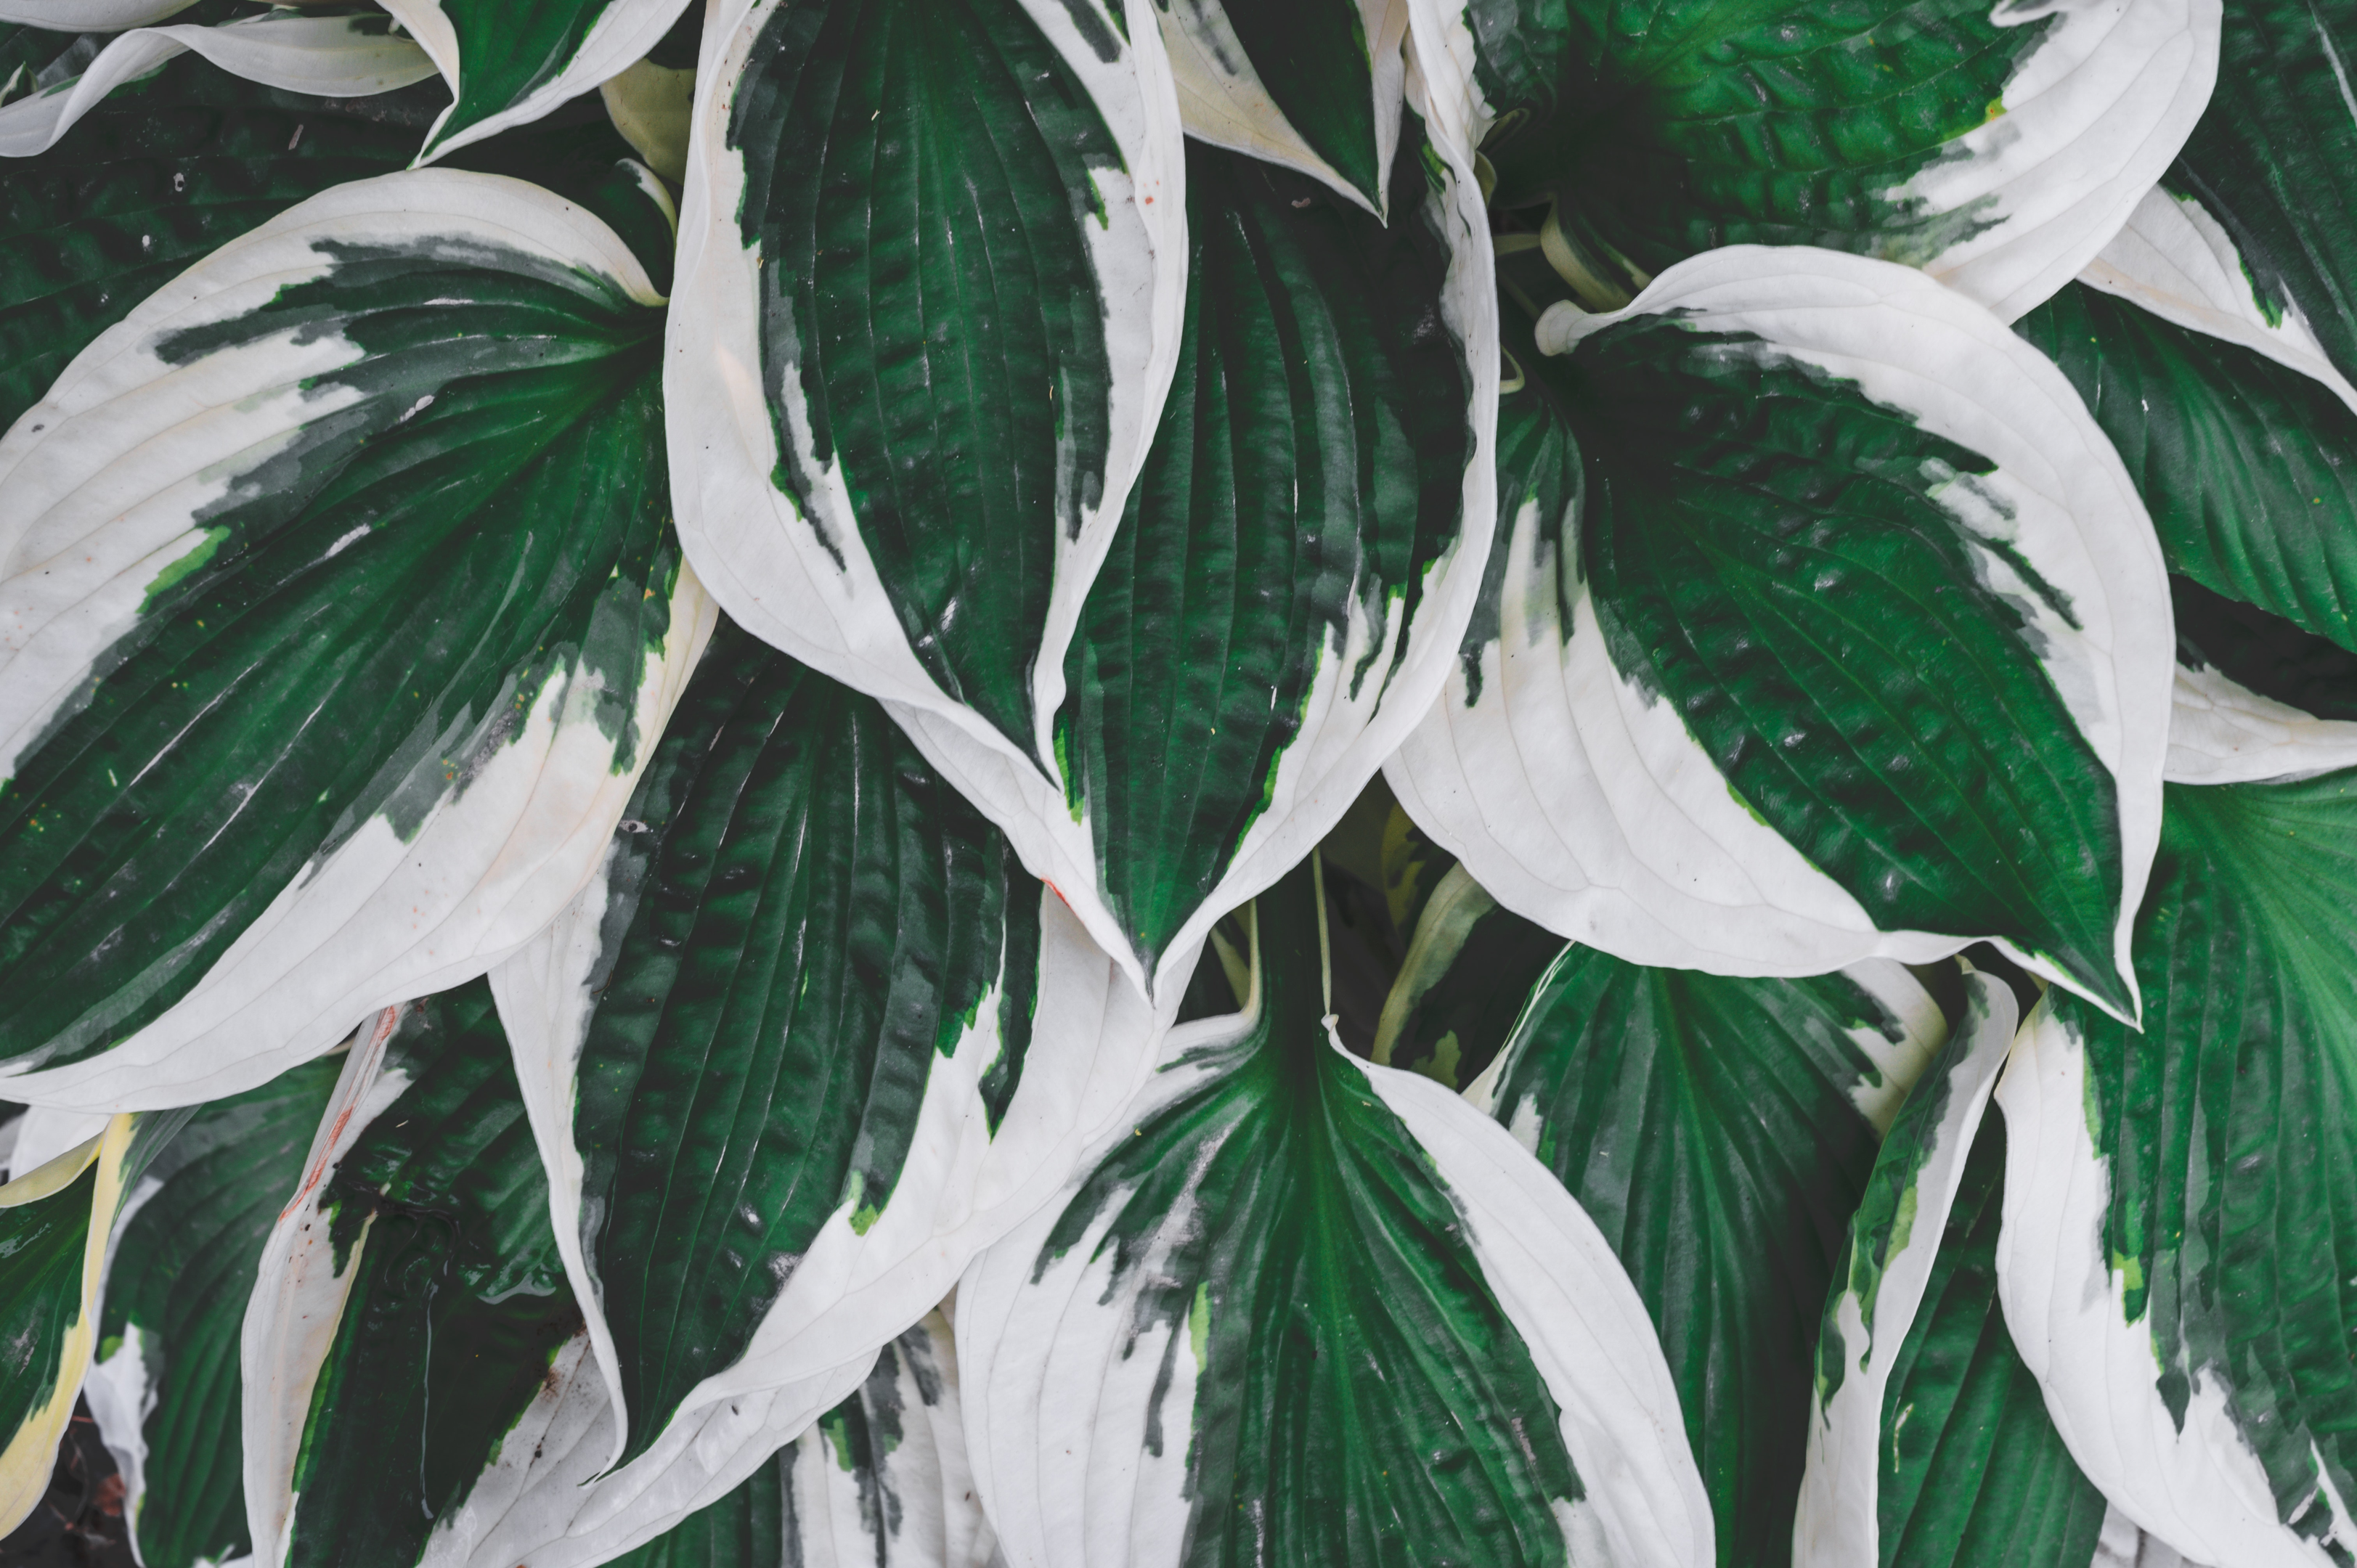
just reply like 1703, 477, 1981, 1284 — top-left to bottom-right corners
667, 0, 1186, 793
384, 0, 699, 164
956, 861, 1714, 1567
1410, 0, 2220, 320
892, 95, 1496, 999
1998, 772, 2357, 1565
1155, 0, 1407, 215
1390, 245, 2173, 1021
0, 168, 714, 1111
489, 620, 1180, 1472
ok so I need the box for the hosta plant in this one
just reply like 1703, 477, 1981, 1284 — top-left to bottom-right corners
1, 0, 2354, 1564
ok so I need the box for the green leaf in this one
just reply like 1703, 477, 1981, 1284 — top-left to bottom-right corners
0, 1113, 136, 1537
0, 167, 714, 1111
493, 619, 1171, 1467
605, 1310, 997, 1568
261, 983, 582, 1568
669, 0, 1186, 776
1872, 1114, 2110, 1567
1408, 0, 1577, 142
0, 52, 427, 440
1425, 0, 2219, 319
0, 13, 436, 159
1998, 771, 2357, 1562
2164, 0, 2357, 388
1370, 862, 1564, 1090
1155, 0, 1404, 213
1799, 971, 2109, 1566
902, 112, 1496, 996
84, 1054, 341, 1568
2016, 281, 2357, 655
1391, 247, 2173, 1020
957, 859, 1715, 1567
384, 0, 696, 163
1478, 945, 1945, 1565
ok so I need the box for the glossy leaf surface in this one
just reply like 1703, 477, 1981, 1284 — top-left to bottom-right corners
1998, 772, 2357, 1565
0, 13, 436, 159
0, 168, 713, 1111
2019, 282, 2357, 656
671, 0, 1185, 775
245, 994, 855, 1568
0, 1114, 135, 1538
496, 620, 1172, 1463
85, 1055, 340, 1568
274, 984, 582, 1568
1155, 0, 1404, 212
0, 54, 425, 438
958, 862, 1714, 1567
1422, 0, 2219, 318
1476, 948, 1945, 1564
1391, 247, 2172, 1017
1370, 862, 1563, 1090
604, 1310, 996, 1568
899, 115, 1494, 996
386, 0, 697, 162
1798, 973, 2108, 1566
2164, 0, 2357, 386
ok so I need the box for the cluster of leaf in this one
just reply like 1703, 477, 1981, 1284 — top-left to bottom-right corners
0, 0, 2352, 1562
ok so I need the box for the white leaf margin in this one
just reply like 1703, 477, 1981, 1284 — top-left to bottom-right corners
0, 169, 717, 1114
494, 872, 1189, 1476
0, 1111, 137, 1538
2165, 658, 2357, 785
0, 0, 193, 32
2079, 183, 2357, 417
1406, 0, 2218, 322
1792, 970, 2019, 1567
1156, 0, 1407, 218
890, 46, 1499, 1003
0, 13, 437, 159
667, 0, 1186, 786
1387, 244, 2173, 1024
237, 1001, 874, 1568
954, 985, 1713, 1568
1996, 992, 2353, 1567
775, 1307, 1000, 1568
386, 0, 697, 166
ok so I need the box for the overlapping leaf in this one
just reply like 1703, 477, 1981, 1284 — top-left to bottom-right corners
2019, 282, 2357, 653
1799, 971, 2114, 1566
0, 10, 435, 158
957, 862, 1714, 1567
602, 1310, 996, 1568
1370, 862, 1563, 1089
1998, 772, 2357, 1565
0, 168, 714, 1111
492, 621, 1177, 1471
1390, 246, 2173, 1018
669, 0, 1186, 783
0, 1112, 143, 1537
384, 0, 697, 163
2162, 581, 2357, 783
1413, 0, 2220, 319
896, 111, 1497, 997
240, 987, 872, 1568
1155, 0, 1407, 213
1473, 944, 1945, 1564
0, 49, 430, 436
82, 1053, 340, 1568
2156, 0, 2357, 388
